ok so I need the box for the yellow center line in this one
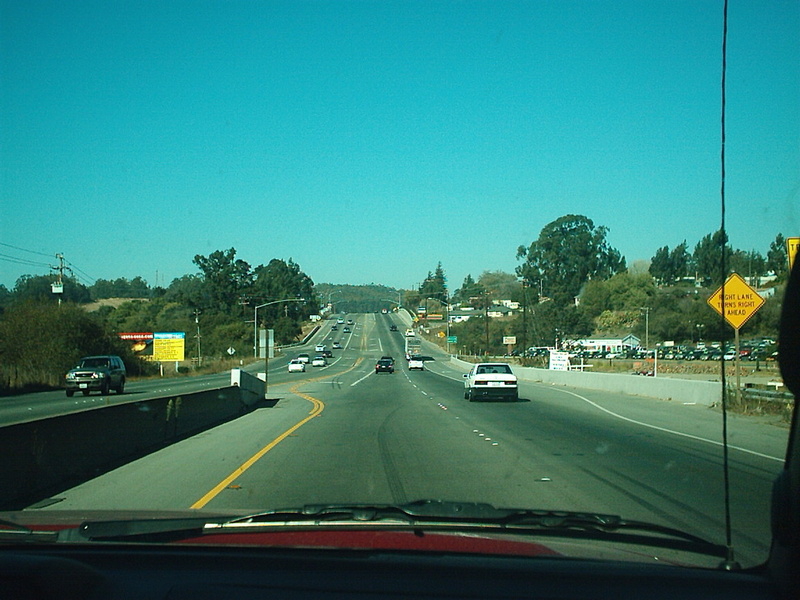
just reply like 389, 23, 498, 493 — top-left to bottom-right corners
189, 357, 365, 510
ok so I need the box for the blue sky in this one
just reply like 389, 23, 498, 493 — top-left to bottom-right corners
1, 0, 798, 292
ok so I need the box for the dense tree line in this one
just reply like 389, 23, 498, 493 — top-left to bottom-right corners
411, 216, 786, 356
0, 249, 318, 393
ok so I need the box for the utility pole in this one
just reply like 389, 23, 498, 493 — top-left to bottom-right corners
640, 307, 651, 350
484, 290, 489, 356
521, 280, 527, 358
50, 253, 72, 305
193, 309, 201, 367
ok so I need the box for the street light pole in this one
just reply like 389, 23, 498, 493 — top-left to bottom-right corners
252, 298, 306, 397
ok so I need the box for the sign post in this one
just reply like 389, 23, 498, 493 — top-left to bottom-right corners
706, 273, 765, 404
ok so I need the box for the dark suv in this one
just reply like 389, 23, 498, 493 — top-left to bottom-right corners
375, 357, 395, 374
65, 355, 127, 396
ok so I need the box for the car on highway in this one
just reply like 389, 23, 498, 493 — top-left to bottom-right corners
389, 324, 398, 331
332, 341, 342, 350
337, 318, 345, 324
287, 359, 305, 373
408, 356, 424, 370
405, 328, 414, 337
331, 324, 338, 331
463, 363, 518, 402
375, 357, 395, 374
296, 353, 310, 364
342, 326, 351, 333
64, 355, 126, 396
311, 355, 327, 367
315, 344, 326, 352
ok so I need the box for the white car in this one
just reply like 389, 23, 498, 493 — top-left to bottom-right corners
463, 362, 518, 402
408, 357, 424, 370
315, 344, 326, 352
337, 318, 345, 324
405, 329, 414, 337
287, 359, 305, 373
311, 355, 327, 367
296, 354, 310, 364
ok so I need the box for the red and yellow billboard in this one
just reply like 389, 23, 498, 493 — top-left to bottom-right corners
119, 332, 185, 361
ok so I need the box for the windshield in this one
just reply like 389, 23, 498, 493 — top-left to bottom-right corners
0, 0, 797, 570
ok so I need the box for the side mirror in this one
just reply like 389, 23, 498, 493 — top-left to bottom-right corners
463, 373, 469, 378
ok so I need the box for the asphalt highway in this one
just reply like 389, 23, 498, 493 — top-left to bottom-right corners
23, 312, 790, 567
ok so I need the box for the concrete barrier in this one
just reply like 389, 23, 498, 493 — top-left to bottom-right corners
450, 357, 723, 406
231, 368, 265, 403
0, 384, 255, 509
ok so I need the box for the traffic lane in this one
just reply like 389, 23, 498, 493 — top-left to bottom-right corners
398, 366, 782, 564
32, 387, 322, 512
0, 368, 239, 426
198, 354, 577, 512
30, 348, 776, 564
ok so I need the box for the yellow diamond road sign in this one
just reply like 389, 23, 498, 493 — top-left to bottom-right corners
707, 273, 765, 330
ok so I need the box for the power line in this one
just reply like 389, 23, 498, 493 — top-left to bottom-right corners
0, 241, 54, 258
65, 260, 97, 284
0, 252, 51, 268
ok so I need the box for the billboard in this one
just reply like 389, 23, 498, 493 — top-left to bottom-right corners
120, 332, 185, 361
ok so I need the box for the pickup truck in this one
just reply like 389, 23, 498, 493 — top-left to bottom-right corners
463, 362, 518, 402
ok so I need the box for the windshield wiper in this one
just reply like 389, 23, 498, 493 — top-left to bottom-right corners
205, 500, 728, 558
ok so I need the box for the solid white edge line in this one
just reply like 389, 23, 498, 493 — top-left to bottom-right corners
547, 386, 784, 463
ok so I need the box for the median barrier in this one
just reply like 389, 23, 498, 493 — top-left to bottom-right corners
450, 357, 722, 406
231, 368, 265, 403
0, 384, 253, 509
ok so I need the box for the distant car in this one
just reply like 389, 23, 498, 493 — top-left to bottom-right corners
315, 344, 326, 352
463, 362, 518, 402
347, 319, 354, 325
381, 309, 388, 314
337, 318, 345, 324
331, 324, 338, 331
332, 342, 342, 349
375, 357, 394, 374
65, 355, 126, 396
296, 354, 310, 363
405, 329, 414, 337
408, 357, 424, 370
389, 324, 398, 331
343, 327, 351, 333
312, 356, 327, 367
321, 349, 333, 358
288, 359, 305, 373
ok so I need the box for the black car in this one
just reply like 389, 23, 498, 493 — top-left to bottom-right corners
389, 324, 398, 331
375, 357, 394, 374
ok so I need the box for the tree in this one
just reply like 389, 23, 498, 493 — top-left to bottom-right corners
251, 258, 317, 344
11, 274, 91, 304
691, 230, 730, 285
419, 262, 447, 302
729, 249, 767, 285
193, 248, 253, 312
649, 242, 690, 285
516, 215, 626, 305
649, 246, 671, 285
0, 301, 134, 392
478, 271, 522, 302
767, 234, 788, 280
452, 274, 485, 306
